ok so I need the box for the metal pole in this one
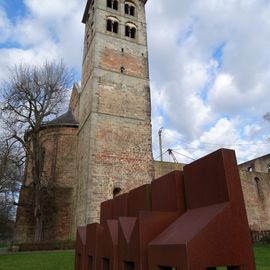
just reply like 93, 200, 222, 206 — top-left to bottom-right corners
158, 128, 163, 161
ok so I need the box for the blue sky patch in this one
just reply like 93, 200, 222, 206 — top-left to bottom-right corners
212, 42, 226, 68
1, 0, 26, 22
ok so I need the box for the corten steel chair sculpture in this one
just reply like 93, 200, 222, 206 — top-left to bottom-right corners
75, 227, 86, 270
75, 149, 255, 270
117, 179, 185, 270
148, 149, 255, 270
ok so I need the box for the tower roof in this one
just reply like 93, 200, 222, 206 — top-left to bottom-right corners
82, 0, 148, 23
44, 110, 79, 128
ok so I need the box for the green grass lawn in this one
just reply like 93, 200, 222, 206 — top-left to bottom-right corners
254, 244, 270, 270
0, 250, 75, 270
0, 245, 269, 270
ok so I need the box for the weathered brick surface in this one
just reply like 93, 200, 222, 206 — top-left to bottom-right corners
74, 0, 154, 231
15, 126, 78, 243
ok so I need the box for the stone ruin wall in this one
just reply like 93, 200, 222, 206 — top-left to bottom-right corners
154, 161, 185, 179
240, 170, 270, 232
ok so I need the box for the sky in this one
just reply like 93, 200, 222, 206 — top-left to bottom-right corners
1, 0, 270, 164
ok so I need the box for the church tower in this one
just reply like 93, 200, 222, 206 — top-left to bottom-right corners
75, 0, 154, 226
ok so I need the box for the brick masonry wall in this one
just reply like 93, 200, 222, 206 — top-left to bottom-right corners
15, 126, 78, 243
74, 0, 154, 230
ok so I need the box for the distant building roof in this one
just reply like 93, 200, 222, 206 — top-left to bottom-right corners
44, 111, 79, 128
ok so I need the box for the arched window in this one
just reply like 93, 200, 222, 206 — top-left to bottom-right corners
130, 6, 135, 16
107, 0, 112, 8
125, 4, 129, 14
107, 0, 118, 10
130, 27, 136, 38
125, 25, 130, 37
113, 0, 118, 10
125, 23, 136, 39
124, 1, 136, 16
113, 187, 122, 198
106, 17, 119, 33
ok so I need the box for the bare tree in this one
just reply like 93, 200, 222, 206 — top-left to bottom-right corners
0, 61, 73, 242
0, 141, 22, 242
0, 141, 22, 196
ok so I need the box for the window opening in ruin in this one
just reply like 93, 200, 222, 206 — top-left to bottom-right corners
103, 258, 110, 270
113, 0, 118, 10
158, 266, 177, 270
113, 187, 122, 197
267, 163, 270, 173
124, 261, 135, 270
125, 25, 130, 37
107, 0, 112, 8
130, 6, 135, 16
107, 18, 119, 33
107, 0, 118, 10
125, 2, 136, 16
131, 27, 136, 38
254, 177, 263, 198
125, 4, 129, 14
107, 20, 112, 31
113, 22, 118, 33
125, 23, 136, 39
248, 165, 254, 172
88, 256, 93, 270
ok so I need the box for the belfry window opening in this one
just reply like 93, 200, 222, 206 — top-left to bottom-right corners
125, 23, 136, 39
125, 2, 136, 16
107, 0, 118, 10
107, 17, 119, 33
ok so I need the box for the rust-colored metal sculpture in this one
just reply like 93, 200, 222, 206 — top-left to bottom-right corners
75, 149, 256, 270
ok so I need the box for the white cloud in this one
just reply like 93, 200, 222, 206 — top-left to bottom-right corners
0, 7, 12, 43
0, 0, 85, 81
147, 0, 270, 163
1, 0, 270, 163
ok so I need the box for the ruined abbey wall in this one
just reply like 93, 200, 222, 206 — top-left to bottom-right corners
240, 170, 270, 232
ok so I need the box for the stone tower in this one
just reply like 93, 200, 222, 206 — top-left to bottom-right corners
74, 0, 154, 227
